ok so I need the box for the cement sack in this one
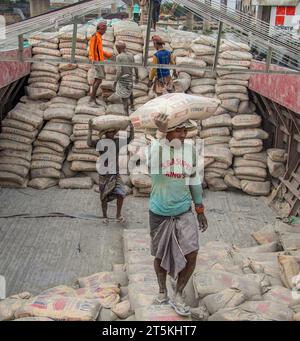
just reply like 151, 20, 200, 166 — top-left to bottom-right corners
192, 35, 216, 46
73, 139, 91, 148
220, 41, 251, 52
202, 114, 232, 128
1, 127, 37, 139
238, 101, 256, 114
15, 296, 100, 321
208, 300, 294, 321
60, 48, 88, 57
67, 152, 98, 162
61, 81, 89, 92
224, 174, 241, 189
204, 146, 233, 166
1, 118, 35, 132
30, 32, 59, 44
72, 147, 98, 156
26, 87, 56, 100
220, 51, 252, 60
0, 140, 32, 152
267, 148, 287, 163
267, 158, 285, 178
173, 49, 189, 57
0, 134, 33, 145
217, 79, 249, 87
216, 85, 248, 95
134, 55, 148, 80
218, 93, 249, 101
263, 286, 296, 306
130, 174, 151, 189
191, 78, 216, 87
218, 59, 251, 67
62, 160, 77, 178
0, 156, 30, 168
59, 63, 77, 72
244, 151, 267, 164
176, 57, 206, 69
31, 62, 58, 74
50, 96, 78, 106
28, 178, 58, 190
200, 127, 231, 139
232, 114, 262, 129
38, 130, 70, 148
111, 300, 132, 320
277, 255, 300, 289
219, 73, 251, 81
44, 107, 74, 121
92, 115, 130, 132
0, 149, 32, 162
240, 180, 270, 196
193, 270, 262, 299
28, 81, 59, 92
206, 177, 228, 191
0, 163, 29, 177
59, 41, 87, 49
278, 232, 300, 252
191, 85, 215, 95
206, 167, 233, 177
59, 86, 86, 99
133, 82, 149, 93
133, 90, 147, 99
134, 96, 153, 106
234, 157, 266, 169
106, 104, 125, 116
31, 160, 62, 171
78, 96, 106, 107
230, 138, 263, 148
251, 224, 279, 245
32, 47, 61, 57
75, 105, 105, 117
0, 178, 28, 188
204, 136, 231, 146
30, 168, 61, 179
207, 161, 229, 169
130, 94, 219, 129
135, 304, 192, 321
60, 68, 87, 79
221, 99, 240, 113
8, 108, 43, 127
44, 122, 73, 136
233, 128, 269, 140
173, 76, 191, 93
33, 147, 63, 156
191, 44, 215, 55
203, 288, 247, 315
28, 77, 57, 85
234, 242, 280, 254
71, 161, 96, 172
83, 172, 99, 185
237, 175, 265, 182
171, 37, 194, 49
59, 177, 93, 189
62, 75, 88, 84
0, 292, 32, 321
231, 146, 263, 156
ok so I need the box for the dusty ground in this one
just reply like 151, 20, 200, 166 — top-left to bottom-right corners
0, 187, 276, 296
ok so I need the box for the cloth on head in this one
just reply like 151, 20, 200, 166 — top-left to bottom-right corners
115, 40, 126, 50
152, 35, 165, 45
149, 209, 199, 279
97, 21, 107, 29
167, 119, 197, 132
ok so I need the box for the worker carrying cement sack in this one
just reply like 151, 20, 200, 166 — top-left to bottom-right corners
146, 114, 208, 317
114, 41, 139, 116
87, 119, 134, 225
91, 115, 130, 132
130, 93, 220, 130
149, 35, 177, 96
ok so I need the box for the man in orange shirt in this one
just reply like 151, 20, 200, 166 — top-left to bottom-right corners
89, 21, 113, 106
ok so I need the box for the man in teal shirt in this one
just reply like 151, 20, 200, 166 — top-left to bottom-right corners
132, 2, 140, 23
147, 114, 208, 316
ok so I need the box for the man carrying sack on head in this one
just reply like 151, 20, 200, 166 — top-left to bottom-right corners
149, 35, 177, 96
146, 114, 208, 316
89, 21, 113, 106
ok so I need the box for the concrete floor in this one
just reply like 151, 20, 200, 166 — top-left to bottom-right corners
0, 187, 276, 296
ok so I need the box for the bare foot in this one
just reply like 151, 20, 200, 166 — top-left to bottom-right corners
103, 218, 109, 225
116, 216, 126, 225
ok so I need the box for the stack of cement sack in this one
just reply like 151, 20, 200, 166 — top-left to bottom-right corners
0, 269, 132, 321
229, 114, 270, 196
124, 221, 300, 321
58, 25, 90, 99
27, 32, 61, 100
188, 35, 217, 98
113, 21, 143, 56
0, 102, 44, 188
201, 114, 234, 191
216, 40, 252, 113
28, 97, 74, 189
267, 148, 287, 180
123, 229, 191, 321
66, 97, 106, 185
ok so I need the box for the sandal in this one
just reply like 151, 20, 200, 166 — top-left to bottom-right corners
153, 293, 169, 305
103, 218, 109, 225
170, 299, 191, 317
116, 216, 126, 225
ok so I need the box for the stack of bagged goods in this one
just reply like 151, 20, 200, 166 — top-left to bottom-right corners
58, 24, 90, 99
267, 148, 287, 180
230, 112, 270, 196
28, 97, 75, 189
0, 102, 44, 188
67, 97, 107, 183
0, 269, 131, 321
113, 21, 143, 56
216, 39, 252, 113
123, 229, 192, 321
27, 32, 61, 100
201, 114, 234, 191
188, 35, 217, 98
